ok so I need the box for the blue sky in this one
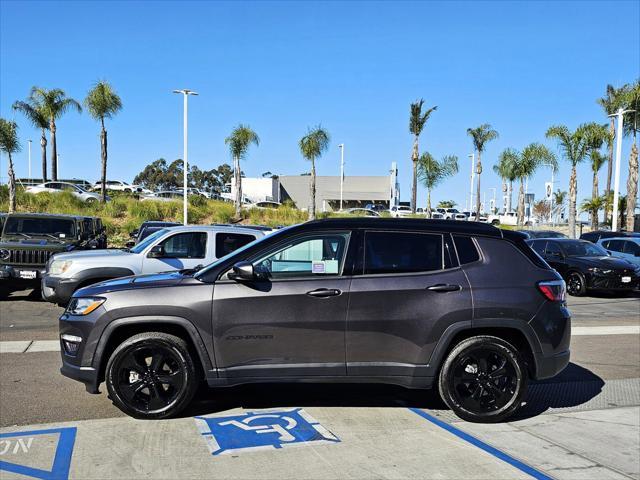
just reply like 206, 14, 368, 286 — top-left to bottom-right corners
1, 0, 638, 214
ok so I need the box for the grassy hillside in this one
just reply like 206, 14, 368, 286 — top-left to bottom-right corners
1, 187, 308, 247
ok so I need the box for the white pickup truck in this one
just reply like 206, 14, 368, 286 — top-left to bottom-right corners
41, 225, 265, 305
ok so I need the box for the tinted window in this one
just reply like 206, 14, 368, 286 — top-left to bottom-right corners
216, 233, 255, 258
3, 217, 75, 237
255, 233, 349, 279
623, 241, 640, 255
160, 232, 207, 258
563, 241, 608, 257
529, 240, 546, 255
604, 240, 624, 252
545, 242, 563, 257
130, 228, 169, 253
453, 235, 480, 264
364, 232, 442, 274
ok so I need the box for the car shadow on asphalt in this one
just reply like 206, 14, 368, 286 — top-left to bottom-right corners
183, 362, 604, 422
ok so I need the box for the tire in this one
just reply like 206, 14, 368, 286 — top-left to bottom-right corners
438, 335, 527, 423
85, 197, 97, 204
566, 271, 587, 296
105, 332, 199, 419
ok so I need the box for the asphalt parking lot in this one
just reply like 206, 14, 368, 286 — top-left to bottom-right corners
1, 289, 639, 479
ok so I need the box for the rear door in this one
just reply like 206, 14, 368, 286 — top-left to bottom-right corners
346, 230, 471, 377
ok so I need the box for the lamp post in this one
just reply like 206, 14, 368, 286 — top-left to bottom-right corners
609, 107, 635, 231
468, 153, 475, 212
173, 89, 199, 225
27, 140, 32, 179
338, 144, 344, 211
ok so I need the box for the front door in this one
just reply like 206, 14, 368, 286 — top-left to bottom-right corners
212, 231, 353, 378
141, 230, 209, 273
346, 230, 472, 377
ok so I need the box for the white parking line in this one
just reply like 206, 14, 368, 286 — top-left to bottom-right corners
0, 326, 637, 354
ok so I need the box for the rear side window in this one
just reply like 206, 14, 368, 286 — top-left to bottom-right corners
529, 240, 546, 255
216, 233, 256, 258
623, 241, 640, 255
453, 235, 480, 264
364, 231, 442, 274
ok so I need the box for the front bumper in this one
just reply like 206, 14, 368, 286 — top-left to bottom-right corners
41, 275, 80, 304
0, 264, 45, 282
60, 362, 100, 394
587, 271, 640, 291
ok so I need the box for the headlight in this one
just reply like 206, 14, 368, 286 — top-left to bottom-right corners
66, 297, 105, 316
50, 260, 73, 275
588, 267, 612, 275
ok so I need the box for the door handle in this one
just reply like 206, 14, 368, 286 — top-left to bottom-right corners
426, 284, 461, 292
306, 288, 342, 298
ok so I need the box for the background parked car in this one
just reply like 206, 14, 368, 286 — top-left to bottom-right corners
580, 230, 640, 243
25, 182, 105, 203
126, 221, 182, 248
92, 180, 143, 193
597, 237, 640, 267
42, 225, 265, 305
249, 201, 281, 209
389, 205, 413, 217
140, 191, 184, 202
519, 230, 568, 239
81, 216, 108, 249
527, 238, 639, 296
345, 208, 380, 217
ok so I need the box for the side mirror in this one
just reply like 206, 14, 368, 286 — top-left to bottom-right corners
129, 229, 139, 238
228, 261, 256, 281
147, 245, 165, 258
125, 240, 135, 249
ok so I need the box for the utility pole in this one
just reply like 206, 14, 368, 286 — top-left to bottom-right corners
173, 89, 199, 225
27, 140, 32, 179
338, 144, 344, 211
609, 107, 635, 231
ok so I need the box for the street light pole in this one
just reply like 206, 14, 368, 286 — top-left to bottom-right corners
27, 140, 32, 179
173, 89, 199, 225
609, 107, 635, 231
338, 144, 344, 211
468, 153, 475, 212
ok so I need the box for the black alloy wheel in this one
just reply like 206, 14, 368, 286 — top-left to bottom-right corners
439, 336, 527, 423
567, 271, 586, 296
105, 332, 198, 419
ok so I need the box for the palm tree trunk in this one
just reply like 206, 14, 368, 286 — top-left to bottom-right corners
625, 141, 638, 232
475, 152, 482, 220
8, 152, 16, 213
40, 129, 47, 182
507, 181, 513, 213
426, 187, 432, 219
50, 119, 57, 181
234, 155, 242, 219
309, 157, 316, 220
100, 119, 108, 203
605, 118, 614, 221
500, 180, 506, 213
592, 171, 598, 199
517, 179, 525, 227
568, 165, 577, 238
411, 136, 418, 214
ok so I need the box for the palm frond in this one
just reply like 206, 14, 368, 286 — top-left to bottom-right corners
0, 118, 21, 154
225, 124, 260, 160
85, 81, 123, 121
467, 124, 498, 152
409, 99, 437, 136
418, 152, 458, 189
299, 125, 330, 161
12, 99, 49, 130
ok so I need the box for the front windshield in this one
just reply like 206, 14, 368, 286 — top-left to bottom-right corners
129, 228, 169, 253
3, 217, 75, 238
563, 241, 608, 257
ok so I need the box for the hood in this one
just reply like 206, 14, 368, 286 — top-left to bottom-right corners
52, 248, 132, 261
0, 238, 74, 250
76, 271, 188, 297
572, 255, 635, 271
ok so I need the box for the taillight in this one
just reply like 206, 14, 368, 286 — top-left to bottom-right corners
537, 280, 566, 302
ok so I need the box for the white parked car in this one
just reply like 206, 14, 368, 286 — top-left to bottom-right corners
25, 181, 104, 203
140, 191, 184, 202
389, 205, 413, 218
92, 180, 143, 193
41, 225, 265, 305
249, 201, 282, 209
344, 208, 380, 217
175, 187, 211, 198
431, 212, 445, 219
597, 237, 640, 267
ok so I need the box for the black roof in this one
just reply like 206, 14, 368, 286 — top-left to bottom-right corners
303, 218, 510, 238
4, 212, 83, 220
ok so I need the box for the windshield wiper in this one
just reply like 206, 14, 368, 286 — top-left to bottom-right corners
41, 233, 62, 240
9, 232, 32, 239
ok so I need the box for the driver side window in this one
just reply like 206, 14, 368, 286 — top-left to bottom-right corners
159, 232, 207, 259
254, 233, 350, 279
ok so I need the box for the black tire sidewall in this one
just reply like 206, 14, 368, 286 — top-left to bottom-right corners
438, 336, 527, 423
567, 271, 586, 296
105, 332, 198, 419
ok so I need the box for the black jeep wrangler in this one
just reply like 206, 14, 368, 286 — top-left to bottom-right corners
0, 213, 94, 292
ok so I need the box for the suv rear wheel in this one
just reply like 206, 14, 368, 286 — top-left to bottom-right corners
105, 332, 198, 419
438, 335, 527, 423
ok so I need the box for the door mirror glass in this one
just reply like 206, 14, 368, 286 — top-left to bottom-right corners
228, 261, 256, 281
147, 244, 165, 258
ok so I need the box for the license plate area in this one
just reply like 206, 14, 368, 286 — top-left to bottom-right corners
19, 270, 37, 279
621, 276, 631, 284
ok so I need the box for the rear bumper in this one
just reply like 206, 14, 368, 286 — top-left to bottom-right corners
534, 349, 571, 380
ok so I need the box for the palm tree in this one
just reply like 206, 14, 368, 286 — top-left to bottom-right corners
417, 153, 458, 218
580, 196, 606, 229
225, 125, 260, 219
582, 122, 609, 226
553, 189, 567, 224
467, 124, 499, 220
597, 84, 626, 219
409, 100, 437, 213
622, 80, 639, 232
0, 118, 21, 213
12, 95, 49, 181
546, 125, 589, 238
85, 81, 123, 202
509, 144, 557, 227
299, 126, 330, 220
494, 149, 518, 213
30, 87, 82, 181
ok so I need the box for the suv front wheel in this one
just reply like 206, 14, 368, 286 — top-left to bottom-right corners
438, 335, 527, 423
105, 332, 198, 419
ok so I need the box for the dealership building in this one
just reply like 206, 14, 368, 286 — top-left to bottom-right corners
231, 162, 400, 212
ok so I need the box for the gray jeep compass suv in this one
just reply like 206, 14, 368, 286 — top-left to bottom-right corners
59, 218, 570, 423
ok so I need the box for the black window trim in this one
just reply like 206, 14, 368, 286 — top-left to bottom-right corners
451, 234, 483, 267
358, 229, 457, 278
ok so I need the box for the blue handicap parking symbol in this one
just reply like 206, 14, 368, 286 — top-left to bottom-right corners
0, 427, 76, 480
195, 408, 340, 455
